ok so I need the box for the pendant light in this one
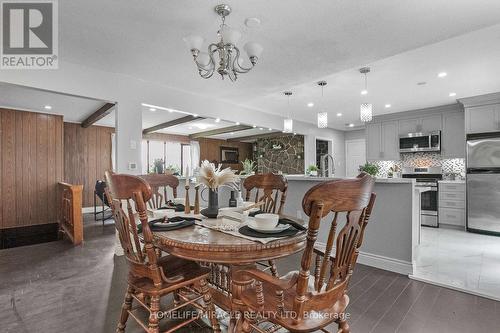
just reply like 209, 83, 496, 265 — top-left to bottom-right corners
283, 91, 293, 133
317, 80, 328, 128
359, 67, 373, 122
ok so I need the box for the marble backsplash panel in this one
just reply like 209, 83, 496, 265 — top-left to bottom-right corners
373, 152, 465, 178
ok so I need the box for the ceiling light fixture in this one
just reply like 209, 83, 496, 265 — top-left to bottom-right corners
348, 123, 355, 128
259, 127, 263, 130
215, 118, 221, 123
385, 104, 391, 108
183, 4, 263, 82
438, 72, 447, 78
359, 67, 373, 122
235, 122, 240, 125
307, 102, 314, 107
193, 113, 198, 117
230, 132, 234, 135
449, 92, 457, 97
336, 113, 342, 117
44, 105, 52, 110
268, 128, 272, 131
149, 107, 156, 112
283, 91, 293, 133
317, 81, 328, 129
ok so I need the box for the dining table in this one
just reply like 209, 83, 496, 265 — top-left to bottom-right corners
150, 213, 307, 332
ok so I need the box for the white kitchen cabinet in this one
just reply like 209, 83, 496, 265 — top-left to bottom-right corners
466, 104, 500, 133
398, 115, 442, 134
438, 181, 465, 228
381, 121, 399, 160
366, 123, 382, 161
366, 121, 399, 161
398, 118, 420, 134
421, 115, 443, 133
441, 112, 465, 158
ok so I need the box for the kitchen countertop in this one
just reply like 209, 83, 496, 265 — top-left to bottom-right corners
438, 180, 465, 184
283, 175, 415, 184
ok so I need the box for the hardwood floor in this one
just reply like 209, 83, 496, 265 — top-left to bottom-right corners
0, 215, 499, 332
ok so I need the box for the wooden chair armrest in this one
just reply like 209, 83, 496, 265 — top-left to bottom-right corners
239, 268, 298, 290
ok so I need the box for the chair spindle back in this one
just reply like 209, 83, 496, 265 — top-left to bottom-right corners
243, 173, 288, 214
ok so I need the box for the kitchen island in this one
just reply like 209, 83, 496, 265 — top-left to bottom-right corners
177, 174, 420, 275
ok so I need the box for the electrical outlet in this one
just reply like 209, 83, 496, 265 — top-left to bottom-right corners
128, 162, 137, 170
130, 140, 137, 149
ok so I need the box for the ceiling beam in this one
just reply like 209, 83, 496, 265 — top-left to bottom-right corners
81, 102, 115, 128
227, 132, 294, 142
142, 115, 204, 134
189, 124, 253, 139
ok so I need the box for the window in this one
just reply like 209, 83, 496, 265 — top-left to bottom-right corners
141, 139, 193, 175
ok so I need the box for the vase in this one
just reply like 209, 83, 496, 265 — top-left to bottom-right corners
201, 189, 219, 218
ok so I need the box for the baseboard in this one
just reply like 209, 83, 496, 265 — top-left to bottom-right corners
357, 251, 413, 275
409, 274, 500, 302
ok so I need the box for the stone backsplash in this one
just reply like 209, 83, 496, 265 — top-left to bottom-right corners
373, 152, 465, 178
255, 135, 305, 174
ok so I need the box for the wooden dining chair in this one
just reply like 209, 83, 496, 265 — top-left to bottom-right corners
243, 173, 288, 277
235, 173, 375, 333
104, 171, 220, 333
139, 174, 179, 209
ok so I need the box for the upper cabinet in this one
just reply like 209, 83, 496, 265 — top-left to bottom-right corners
442, 112, 465, 158
366, 121, 399, 161
466, 104, 500, 134
398, 115, 442, 134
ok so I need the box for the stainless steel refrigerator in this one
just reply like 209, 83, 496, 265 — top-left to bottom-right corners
467, 133, 500, 235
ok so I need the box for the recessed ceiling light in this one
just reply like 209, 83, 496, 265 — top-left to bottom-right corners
336, 113, 342, 117
307, 102, 314, 107
268, 128, 272, 131
215, 118, 221, 123
438, 72, 447, 78
385, 104, 391, 108
253, 125, 257, 128
149, 107, 156, 112
44, 105, 52, 110
235, 122, 240, 125
293, 132, 297, 135
449, 92, 457, 97
259, 127, 263, 130
360, 90, 368, 95
168, 109, 173, 113
230, 132, 234, 135
347, 123, 355, 127
193, 113, 198, 117
193, 123, 213, 130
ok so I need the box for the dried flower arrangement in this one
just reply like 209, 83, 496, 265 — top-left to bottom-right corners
197, 160, 238, 191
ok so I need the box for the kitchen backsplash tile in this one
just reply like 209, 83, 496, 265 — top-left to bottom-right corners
373, 152, 465, 178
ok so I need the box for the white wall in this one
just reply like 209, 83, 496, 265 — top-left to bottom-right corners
304, 128, 346, 177
345, 129, 366, 141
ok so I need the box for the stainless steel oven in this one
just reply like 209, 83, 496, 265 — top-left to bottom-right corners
399, 131, 441, 153
402, 167, 442, 227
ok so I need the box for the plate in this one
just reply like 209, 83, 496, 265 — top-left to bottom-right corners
247, 220, 290, 234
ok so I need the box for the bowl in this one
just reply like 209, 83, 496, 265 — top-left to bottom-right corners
172, 198, 185, 205
253, 213, 279, 230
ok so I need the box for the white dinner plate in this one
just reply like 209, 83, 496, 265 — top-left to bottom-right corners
247, 220, 290, 234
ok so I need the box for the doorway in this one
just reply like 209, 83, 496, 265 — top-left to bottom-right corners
345, 139, 366, 177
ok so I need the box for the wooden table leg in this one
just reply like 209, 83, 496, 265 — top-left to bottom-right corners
228, 264, 255, 333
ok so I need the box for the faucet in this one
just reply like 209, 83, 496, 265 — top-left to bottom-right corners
320, 154, 335, 177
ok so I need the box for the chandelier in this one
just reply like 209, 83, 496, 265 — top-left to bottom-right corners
317, 81, 328, 128
183, 4, 263, 82
359, 67, 373, 122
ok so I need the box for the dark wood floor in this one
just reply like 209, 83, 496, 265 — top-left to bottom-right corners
1, 216, 499, 332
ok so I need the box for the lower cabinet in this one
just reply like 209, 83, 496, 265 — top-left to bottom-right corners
438, 182, 465, 227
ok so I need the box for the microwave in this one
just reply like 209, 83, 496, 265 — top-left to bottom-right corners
399, 131, 441, 153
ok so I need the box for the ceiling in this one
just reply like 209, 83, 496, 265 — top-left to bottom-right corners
57, 0, 500, 130
0, 82, 114, 125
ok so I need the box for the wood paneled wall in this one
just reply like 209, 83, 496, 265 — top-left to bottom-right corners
197, 138, 253, 171
63, 123, 114, 207
0, 108, 63, 229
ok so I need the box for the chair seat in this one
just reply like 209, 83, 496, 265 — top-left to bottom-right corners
129, 255, 211, 295
239, 276, 349, 333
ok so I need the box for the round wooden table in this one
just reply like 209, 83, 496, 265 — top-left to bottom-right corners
152, 223, 306, 264
152, 222, 307, 332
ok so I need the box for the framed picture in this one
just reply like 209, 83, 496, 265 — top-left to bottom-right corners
220, 146, 239, 163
